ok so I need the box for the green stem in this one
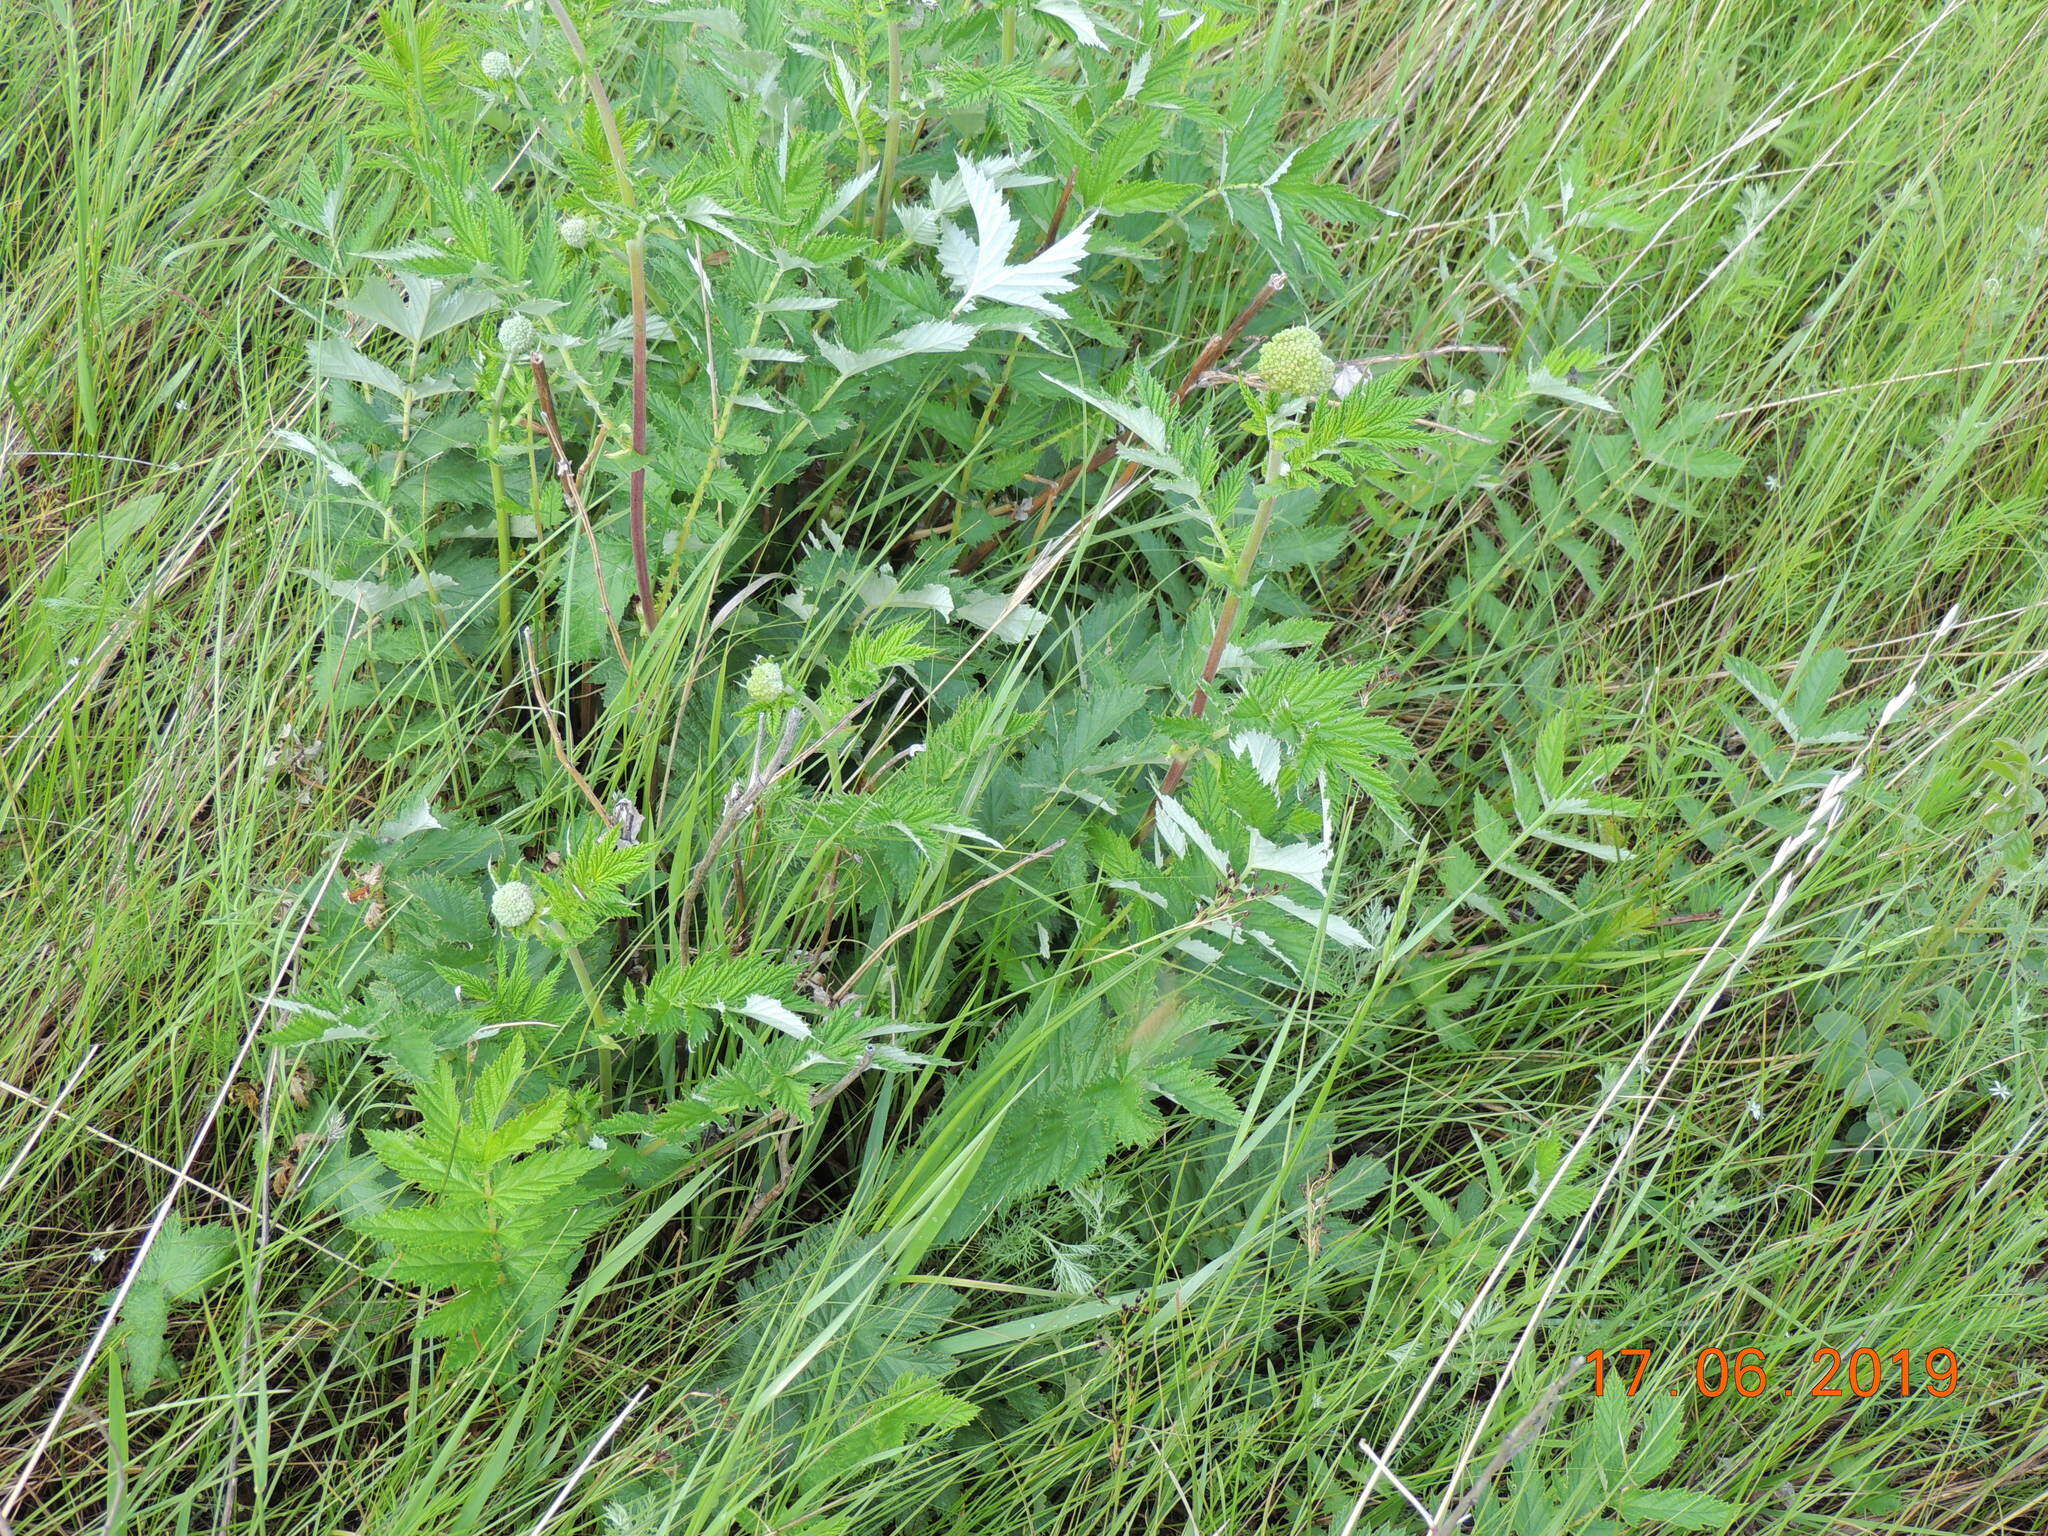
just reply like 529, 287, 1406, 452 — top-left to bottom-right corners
872, 20, 904, 240
564, 944, 608, 1030
488, 370, 515, 675
655, 272, 791, 602
563, 943, 615, 1102
543, 0, 649, 633
543, 0, 634, 206
627, 235, 654, 629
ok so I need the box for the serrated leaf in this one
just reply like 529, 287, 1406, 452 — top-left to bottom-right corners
133, 1217, 235, 1302
737, 994, 812, 1039
940, 157, 1095, 316
377, 795, 444, 843
1264, 894, 1376, 950
273, 429, 369, 493
1035, 0, 1108, 47
343, 272, 497, 345
1148, 1063, 1240, 1122
1152, 794, 1229, 872
308, 337, 409, 398
955, 591, 1048, 644
1527, 362, 1614, 413
1645, 441, 1744, 478
1244, 829, 1330, 891
366, 1127, 483, 1196
1040, 374, 1168, 452
117, 1217, 235, 1385
817, 318, 978, 378
1612, 1489, 1741, 1530
306, 569, 456, 617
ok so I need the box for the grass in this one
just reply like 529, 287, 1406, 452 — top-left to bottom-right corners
5, 1, 2048, 1533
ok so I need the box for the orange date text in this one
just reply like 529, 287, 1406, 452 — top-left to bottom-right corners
1586, 1347, 1958, 1399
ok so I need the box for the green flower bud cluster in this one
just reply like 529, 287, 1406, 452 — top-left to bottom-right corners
559, 215, 593, 249
497, 313, 539, 356
744, 658, 791, 706
491, 880, 537, 929
1255, 326, 1335, 399
480, 50, 515, 82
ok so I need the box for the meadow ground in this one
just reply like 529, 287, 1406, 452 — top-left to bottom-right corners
4, 1, 2048, 1533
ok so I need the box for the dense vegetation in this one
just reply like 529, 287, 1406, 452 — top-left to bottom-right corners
4, 2, 2048, 1533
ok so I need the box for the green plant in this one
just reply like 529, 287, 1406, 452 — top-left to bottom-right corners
355, 1036, 609, 1365
16, 1, 2048, 1533
111, 1217, 236, 1388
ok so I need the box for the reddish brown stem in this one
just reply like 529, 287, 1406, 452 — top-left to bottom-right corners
523, 629, 617, 829
529, 357, 632, 669
1037, 169, 1077, 253
1142, 426, 1282, 829
955, 273, 1286, 574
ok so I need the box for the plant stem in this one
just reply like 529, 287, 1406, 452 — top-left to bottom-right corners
529, 357, 633, 668
543, 0, 650, 631
488, 369, 515, 675
543, 0, 634, 206
871, 19, 905, 240
656, 275, 798, 601
956, 274, 1285, 574
1155, 430, 1285, 802
563, 942, 614, 1102
563, 943, 609, 1032
627, 235, 655, 629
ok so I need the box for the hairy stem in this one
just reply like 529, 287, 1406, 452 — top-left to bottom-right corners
627, 235, 654, 628
871, 19, 905, 240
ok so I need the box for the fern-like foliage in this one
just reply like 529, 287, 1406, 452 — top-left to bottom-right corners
933, 976, 1244, 1242
356, 1037, 609, 1365
531, 829, 656, 944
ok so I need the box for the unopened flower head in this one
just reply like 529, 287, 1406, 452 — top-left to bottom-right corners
744, 657, 790, 706
480, 50, 515, 82
497, 312, 539, 356
559, 214, 593, 249
1256, 326, 1336, 399
491, 880, 537, 929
